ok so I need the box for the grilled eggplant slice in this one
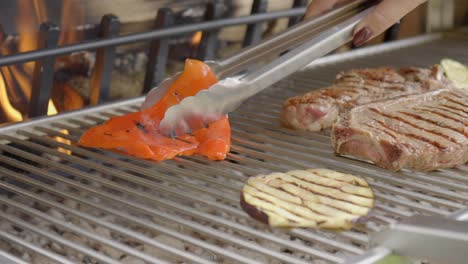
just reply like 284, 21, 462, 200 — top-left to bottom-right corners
240, 169, 374, 229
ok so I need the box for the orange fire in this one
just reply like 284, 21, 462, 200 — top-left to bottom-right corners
0, 75, 22, 122
47, 98, 72, 155
192, 31, 203, 46
0, 0, 83, 154
33, 0, 48, 25
47, 100, 58, 116
17, 0, 41, 75
59, 0, 84, 46
0, 73, 70, 154
0, 0, 84, 124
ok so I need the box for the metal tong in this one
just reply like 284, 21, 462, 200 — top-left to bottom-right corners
143, 0, 376, 136
357, 214, 468, 264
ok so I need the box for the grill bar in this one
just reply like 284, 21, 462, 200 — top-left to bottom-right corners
1, 33, 467, 263
89, 15, 120, 105
0, 8, 306, 67
0, 182, 214, 264
243, 0, 268, 47
0, 138, 342, 263
143, 8, 174, 92
33, 127, 246, 187
0, 198, 160, 264
0, 250, 29, 264
0, 167, 252, 263
0, 158, 265, 263
28, 22, 60, 118
0, 229, 75, 264
197, 0, 224, 61
0, 137, 344, 263
8, 132, 241, 201
29, 132, 242, 193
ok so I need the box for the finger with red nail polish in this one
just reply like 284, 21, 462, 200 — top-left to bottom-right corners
353, 0, 427, 45
353, 27, 373, 47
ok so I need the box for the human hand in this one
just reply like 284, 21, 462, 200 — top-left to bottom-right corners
305, 0, 427, 47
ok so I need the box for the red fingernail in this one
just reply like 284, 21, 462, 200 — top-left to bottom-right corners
353, 27, 373, 47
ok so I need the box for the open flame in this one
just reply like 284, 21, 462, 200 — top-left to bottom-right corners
58, 0, 84, 46
47, 99, 58, 116
0, 0, 83, 154
0, 0, 84, 124
0, 75, 22, 122
192, 31, 203, 46
0, 73, 71, 154
33, 0, 48, 24
47, 97, 72, 155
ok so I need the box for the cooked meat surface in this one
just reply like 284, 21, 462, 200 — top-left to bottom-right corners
281, 65, 449, 131
331, 88, 468, 171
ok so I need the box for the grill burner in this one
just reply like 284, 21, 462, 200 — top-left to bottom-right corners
0, 33, 468, 263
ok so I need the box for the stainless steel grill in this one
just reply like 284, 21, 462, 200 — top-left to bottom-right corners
1, 31, 467, 264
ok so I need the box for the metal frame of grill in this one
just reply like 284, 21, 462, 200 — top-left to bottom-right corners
0, 29, 467, 263
0, 0, 307, 118
0, 0, 403, 120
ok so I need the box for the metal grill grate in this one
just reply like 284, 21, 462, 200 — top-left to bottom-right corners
0, 32, 467, 264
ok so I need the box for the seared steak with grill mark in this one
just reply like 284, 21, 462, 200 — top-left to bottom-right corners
331, 88, 468, 171
281, 65, 449, 131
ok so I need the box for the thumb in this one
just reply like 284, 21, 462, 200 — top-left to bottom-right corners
353, 0, 427, 47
